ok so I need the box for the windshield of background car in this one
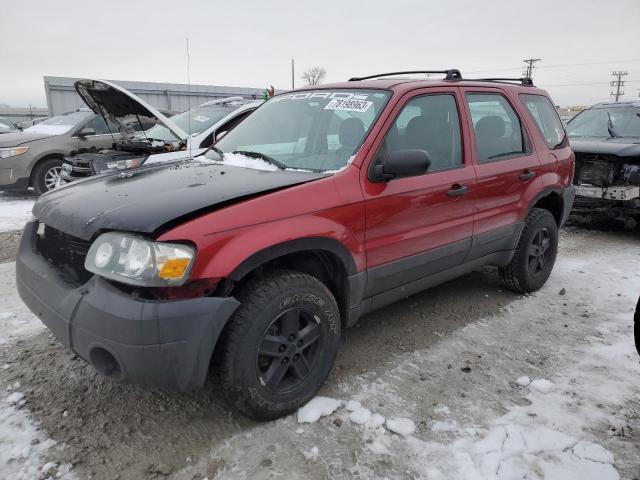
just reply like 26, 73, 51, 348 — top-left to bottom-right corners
0, 118, 15, 130
209, 89, 391, 172
567, 106, 640, 139
143, 104, 240, 142
24, 111, 93, 135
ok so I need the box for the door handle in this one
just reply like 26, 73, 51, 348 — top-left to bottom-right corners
519, 170, 535, 181
447, 184, 469, 197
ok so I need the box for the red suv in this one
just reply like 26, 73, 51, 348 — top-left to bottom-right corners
16, 69, 575, 420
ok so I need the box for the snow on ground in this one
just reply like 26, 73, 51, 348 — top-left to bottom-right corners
0, 262, 44, 346
173, 231, 640, 479
0, 192, 35, 233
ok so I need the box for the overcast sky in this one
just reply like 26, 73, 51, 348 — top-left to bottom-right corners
2, 0, 639, 108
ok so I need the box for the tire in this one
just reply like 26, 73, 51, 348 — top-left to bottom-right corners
499, 208, 558, 294
216, 270, 341, 420
32, 158, 64, 194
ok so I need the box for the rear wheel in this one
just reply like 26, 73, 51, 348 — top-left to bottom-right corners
33, 158, 63, 194
216, 270, 341, 420
500, 208, 558, 293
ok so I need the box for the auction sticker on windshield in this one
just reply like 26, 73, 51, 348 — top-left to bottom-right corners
324, 99, 373, 113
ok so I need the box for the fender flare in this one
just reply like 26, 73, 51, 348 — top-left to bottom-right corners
228, 236, 358, 282
525, 186, 564, 219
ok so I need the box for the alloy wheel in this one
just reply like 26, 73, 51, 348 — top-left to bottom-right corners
44, 166, 63, 190
528, 227, 552, 274
256, 307, 322, 393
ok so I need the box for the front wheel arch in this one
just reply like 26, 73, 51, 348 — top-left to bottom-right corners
30, 154, 65, 190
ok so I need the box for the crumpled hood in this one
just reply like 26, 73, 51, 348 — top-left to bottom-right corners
74, 79, 187, 141
570, 138, 640, 157
33, 161, 326, 240
0, 130, 54, 146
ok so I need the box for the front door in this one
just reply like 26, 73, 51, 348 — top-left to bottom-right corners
361, 89, 476, 297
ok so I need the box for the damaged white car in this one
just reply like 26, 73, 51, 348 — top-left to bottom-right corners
61, 79, 261, 182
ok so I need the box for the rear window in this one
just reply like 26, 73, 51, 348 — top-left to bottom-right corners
520, 94, 566, 148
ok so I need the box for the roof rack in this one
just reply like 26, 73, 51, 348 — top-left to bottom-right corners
348, 70, 534, 87
470, 77, 534, 86
348, 69, 462, 82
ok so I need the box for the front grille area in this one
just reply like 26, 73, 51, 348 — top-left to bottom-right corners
38, 225, 93, 284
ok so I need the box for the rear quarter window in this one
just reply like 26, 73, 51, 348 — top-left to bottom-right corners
519, 94, 566, 149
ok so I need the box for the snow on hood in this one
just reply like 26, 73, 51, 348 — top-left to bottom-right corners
74, 79, 187, 141
23, 124, 73, 136
213, 152, 280, 171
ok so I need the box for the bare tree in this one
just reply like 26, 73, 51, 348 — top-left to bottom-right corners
301, 67, 327, 86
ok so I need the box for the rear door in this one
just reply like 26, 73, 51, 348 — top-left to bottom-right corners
362, 88, 476, 297
461, 88, 542, 257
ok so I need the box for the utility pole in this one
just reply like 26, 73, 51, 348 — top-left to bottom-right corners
522, 58, 541, 78
610, 71, 628, 102
291, 58, 295, 90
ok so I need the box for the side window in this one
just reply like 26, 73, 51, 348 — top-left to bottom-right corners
520, 94, 566, 149
82, 116, 117, 135
466, 93, 526, 162
377, 94, 462, 174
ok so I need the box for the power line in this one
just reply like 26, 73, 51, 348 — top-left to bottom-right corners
466, 58, 640, 74
611, 71, 628, 102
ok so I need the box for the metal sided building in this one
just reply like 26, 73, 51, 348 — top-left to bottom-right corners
44, 76, 268, 115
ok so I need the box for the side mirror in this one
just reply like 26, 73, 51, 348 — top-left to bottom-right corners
372, 149, 431, 182
77, 127, 96, 138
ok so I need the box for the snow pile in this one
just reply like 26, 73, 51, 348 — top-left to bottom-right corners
348, 407, 371, 425
516, 375, 531, 387
297, 396, 341, 423
530, 378, 554, 393
204, 152, 280, 172
0, 193, 35, 232
302, 446, 319, 460
386, 417, 416, 437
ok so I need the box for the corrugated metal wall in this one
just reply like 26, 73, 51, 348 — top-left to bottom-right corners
44, 76, 269, 115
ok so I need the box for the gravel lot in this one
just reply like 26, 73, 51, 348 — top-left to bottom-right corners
0, 226, 639, 479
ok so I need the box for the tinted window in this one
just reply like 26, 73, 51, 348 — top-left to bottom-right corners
377, 94, 462, 173
466, 93, 526, 162
567, 106, 640, 139
520, 94, 566, 148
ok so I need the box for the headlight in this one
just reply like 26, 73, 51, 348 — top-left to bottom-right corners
0, 147, 29, 159
94, 157, 144, 174
85, 232, 195, 287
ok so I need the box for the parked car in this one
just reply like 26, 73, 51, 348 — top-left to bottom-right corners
61, 80, 260, 182
0, 116, 20, 134
0, 105, 175, 194
566, 101, 640, 223
16, 117, 49, 130
16, 69, 575, 420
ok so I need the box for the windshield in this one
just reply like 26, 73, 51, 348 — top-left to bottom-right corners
143, 104, 241, 142
209, 89, 391, 172
0, 118, 15, 130
567, 106, 640, 139
24, 111, 93, 135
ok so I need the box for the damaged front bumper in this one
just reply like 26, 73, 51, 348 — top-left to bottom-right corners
16, 220, 240, 391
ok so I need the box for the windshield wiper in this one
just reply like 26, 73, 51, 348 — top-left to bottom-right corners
210, 146, 224, 159
232, 150, 287, 170
606, 112, 620, 138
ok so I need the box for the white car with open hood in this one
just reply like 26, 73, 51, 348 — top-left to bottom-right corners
61, 79, 261, 183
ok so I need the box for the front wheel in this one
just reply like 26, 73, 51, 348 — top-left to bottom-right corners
216, 270, 341, 420
32, 158, 64, 194
499, 208, 559, 293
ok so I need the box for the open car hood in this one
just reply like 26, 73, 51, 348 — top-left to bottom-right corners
74, 79, 188, 141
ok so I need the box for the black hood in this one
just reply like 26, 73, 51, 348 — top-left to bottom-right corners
570, 138, 640, 158
33, 161, 326, 240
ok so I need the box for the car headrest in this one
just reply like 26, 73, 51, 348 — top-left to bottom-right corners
339, 118, 366, 147
475, 116, 506, 138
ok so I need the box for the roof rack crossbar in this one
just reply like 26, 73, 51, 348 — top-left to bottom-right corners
465, 77, 534, 86
348, 69, 461, 82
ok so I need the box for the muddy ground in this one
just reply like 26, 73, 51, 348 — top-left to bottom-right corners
0, 226, 639, 479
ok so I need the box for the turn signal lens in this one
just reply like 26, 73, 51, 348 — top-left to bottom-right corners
159, 258, 191, 279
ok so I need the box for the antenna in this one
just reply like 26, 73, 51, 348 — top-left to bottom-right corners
186, 37, 192, 158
